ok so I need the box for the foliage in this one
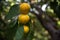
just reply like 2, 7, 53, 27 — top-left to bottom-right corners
0, 0, 60, 40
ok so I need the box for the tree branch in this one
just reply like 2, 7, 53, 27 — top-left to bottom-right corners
30, 3, 60, 40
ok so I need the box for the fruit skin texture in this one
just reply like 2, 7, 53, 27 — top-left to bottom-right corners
24, 25, 29, 33
18, 14, 30, 24
19, 3, 30, 14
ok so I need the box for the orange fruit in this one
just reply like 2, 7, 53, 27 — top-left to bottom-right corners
18, 14, 30, 24
19, 3, 30, 14
24, 25, 29, 33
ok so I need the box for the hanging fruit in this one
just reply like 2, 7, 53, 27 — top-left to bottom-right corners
18, 3, 31, 35
19, 3, 30, 14
18, 3, 31, 24
18, 14, 30, 24
24, 25, 29, 33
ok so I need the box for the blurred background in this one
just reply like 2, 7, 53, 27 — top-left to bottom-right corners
0, 0, 60, 40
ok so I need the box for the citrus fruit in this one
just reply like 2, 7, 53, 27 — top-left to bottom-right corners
24, 25, 29, 33
18, 14, 30, 24
19, 3, 30, 14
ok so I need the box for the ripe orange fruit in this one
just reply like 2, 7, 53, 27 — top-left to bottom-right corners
19, 3, 30, 14
24, 25, 29, 33
18, 14, 30, 24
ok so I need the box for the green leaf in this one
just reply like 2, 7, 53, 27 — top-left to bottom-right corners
5, 4, 20, 20
6, 20, 18, 40
5, 16, 18, 30
14, 25, 24, 40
